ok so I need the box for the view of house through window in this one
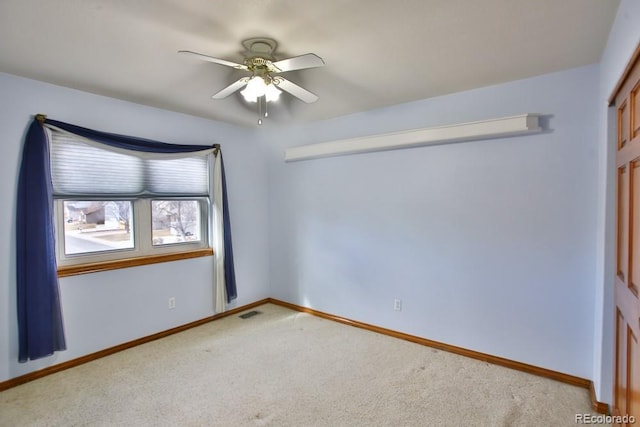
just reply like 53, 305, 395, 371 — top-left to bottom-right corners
61, 199, 205, 256
63, 201, 134, 255
152, 200, 202, 246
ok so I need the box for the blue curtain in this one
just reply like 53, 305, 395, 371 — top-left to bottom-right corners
17, 116, 237, 362
17, 120, 66, 362
219, 153, 237, 302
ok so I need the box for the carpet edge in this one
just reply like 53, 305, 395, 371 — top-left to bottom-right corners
266, 298, 610, 415
0, 296, 611, 415
0, 298, 270, 392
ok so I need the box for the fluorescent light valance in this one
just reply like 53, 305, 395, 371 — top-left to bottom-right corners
285, 114, 542, 162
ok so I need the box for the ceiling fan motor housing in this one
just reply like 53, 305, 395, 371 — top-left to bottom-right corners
242, 38, 281, 75
245, 57, 278, 76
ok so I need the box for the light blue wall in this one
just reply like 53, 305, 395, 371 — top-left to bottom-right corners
265, 64, 600, 379
0, 72, 269, 382
594, 0, 640, 406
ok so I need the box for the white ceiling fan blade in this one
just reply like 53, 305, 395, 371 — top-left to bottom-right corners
274, 77, 319, 103
178, 50, 248, 70
212, 78, 250, 99
271, 53, 325, 72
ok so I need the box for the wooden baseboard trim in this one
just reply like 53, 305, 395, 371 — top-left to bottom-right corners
0, 298, 269, 392
0, 296, 611, 414
266, 298, 610, 414
589, 381, 610, 414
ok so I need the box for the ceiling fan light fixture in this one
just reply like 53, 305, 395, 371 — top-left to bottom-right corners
241, 76, 281, 103
264, 82, 281, 102
240, 76, 267, 102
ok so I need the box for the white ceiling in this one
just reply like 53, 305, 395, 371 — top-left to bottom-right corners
0, 0, 620, 128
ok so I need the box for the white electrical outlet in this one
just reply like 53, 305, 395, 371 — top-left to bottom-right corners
168, 297, 176, 309
394, 298, 402, 311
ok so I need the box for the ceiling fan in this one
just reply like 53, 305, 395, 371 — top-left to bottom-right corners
179, 37, 325, 124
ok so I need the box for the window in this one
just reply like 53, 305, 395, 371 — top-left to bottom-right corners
151, 200, 202, 245
49, 129, 212, 269
62, 200, 134, 255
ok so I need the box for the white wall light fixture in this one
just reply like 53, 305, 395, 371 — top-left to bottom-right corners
284, 114, 542, 162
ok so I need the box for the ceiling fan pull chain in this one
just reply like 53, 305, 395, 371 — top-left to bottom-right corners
257, 97, 263, 125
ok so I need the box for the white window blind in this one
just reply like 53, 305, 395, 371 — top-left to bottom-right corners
49, 130, 210, 197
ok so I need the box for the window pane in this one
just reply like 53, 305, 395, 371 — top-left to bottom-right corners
63, 201, 134, 255
151, 200, 201, 246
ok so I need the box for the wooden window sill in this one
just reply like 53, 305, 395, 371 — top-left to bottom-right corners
57, 248, 214, 277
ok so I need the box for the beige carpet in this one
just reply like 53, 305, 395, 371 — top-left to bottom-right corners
1, 303, 599, 426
